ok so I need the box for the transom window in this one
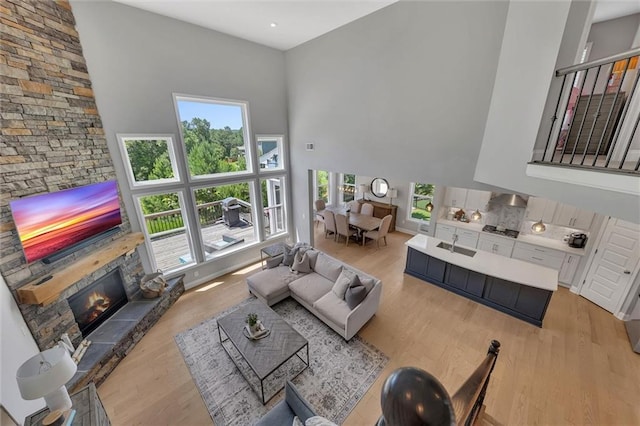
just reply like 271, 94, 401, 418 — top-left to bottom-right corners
174, 95, 252, 178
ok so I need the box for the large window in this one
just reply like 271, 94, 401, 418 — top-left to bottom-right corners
340, 173, 355, 203
261, 176, 286, 238
409, 183, 435, 223
174, 95, 252, 178
117, 95, 289, 273
135, 190, 195, 271
193, 182, 257, 258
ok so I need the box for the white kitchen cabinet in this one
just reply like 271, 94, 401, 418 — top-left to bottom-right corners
512, 242, 565, 270
559, 253, 581, 286
477, 234, 515, 257
435, 224, 456, 241
525, 197, 558, 223
456, 229, 479, 248
553, 203, 595, 230
444, 187, 467, 208
464, 190, 491, 212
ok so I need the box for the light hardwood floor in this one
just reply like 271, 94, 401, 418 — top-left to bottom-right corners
98, 228, 640, 425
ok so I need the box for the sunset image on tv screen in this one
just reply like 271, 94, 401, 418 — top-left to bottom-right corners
10, 181, 122, 263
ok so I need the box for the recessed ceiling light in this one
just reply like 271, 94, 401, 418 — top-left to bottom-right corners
270, 22, 278, 28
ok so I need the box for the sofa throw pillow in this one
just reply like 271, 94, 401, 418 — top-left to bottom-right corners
265, 255, 283, 269
314, 253, 343, 282
293, 416, 304, 426
291, 251, 312, 274
282, 246, 295, 267
345, 275, 367, 309
305, 416, 338, 426
332, 269, 354, 300
305, 249, 319, 270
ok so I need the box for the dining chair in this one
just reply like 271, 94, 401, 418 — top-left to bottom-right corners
335, 213, 357, 246
363, 214, 392, 248
323, 210, 337, 239
314, 199, 326, 228
360, 203, 374, 216
347, 200, 361, 213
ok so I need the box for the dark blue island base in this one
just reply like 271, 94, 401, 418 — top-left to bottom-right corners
405, 247, 552, 327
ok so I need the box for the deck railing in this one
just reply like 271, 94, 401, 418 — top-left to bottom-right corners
143, 199, 283, 238
532, 47, 639, 174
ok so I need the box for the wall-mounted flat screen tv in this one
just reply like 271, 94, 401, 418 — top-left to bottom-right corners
10, 180, 122, 263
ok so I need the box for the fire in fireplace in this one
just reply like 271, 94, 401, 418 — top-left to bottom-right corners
68, 268, 128, 337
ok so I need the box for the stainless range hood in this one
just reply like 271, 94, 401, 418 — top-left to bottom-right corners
488, 193, 528, 208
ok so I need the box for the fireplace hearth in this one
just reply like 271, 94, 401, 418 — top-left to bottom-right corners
68, 268, 128, 337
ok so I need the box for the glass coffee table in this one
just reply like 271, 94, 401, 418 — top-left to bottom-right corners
217, 300, 309, 404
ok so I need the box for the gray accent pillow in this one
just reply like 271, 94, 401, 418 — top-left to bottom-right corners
265, 255, 284, 269
345, 275, 367, 309
291, 251, 312, 274
305, 249, 319, 270
332, 269, 354, 299
282, 247, 295, 266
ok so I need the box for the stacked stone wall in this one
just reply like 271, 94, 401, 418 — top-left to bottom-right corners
0, 0, 141, 350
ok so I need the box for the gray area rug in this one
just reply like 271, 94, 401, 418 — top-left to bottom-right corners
175, 298, 388, 425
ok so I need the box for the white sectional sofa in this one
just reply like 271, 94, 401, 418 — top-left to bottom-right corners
247, 249, 382, 340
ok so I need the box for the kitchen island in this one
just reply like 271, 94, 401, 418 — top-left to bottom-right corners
405, 234, 558, 326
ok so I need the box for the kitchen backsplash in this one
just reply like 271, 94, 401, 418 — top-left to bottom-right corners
484, 204, 525, 230
520, 220, 589, 240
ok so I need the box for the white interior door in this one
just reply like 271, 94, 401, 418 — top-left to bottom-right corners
580, 218, 640, 313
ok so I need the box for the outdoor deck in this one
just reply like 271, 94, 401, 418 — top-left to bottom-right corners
151, 221, 256, 271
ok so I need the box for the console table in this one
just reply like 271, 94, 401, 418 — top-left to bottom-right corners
24, 383, 110, 426
357, 199, 397, 232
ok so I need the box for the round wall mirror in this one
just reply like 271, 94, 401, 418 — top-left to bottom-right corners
370, 178, 389, 198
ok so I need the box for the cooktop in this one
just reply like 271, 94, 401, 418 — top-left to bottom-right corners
482, 225, 519, 239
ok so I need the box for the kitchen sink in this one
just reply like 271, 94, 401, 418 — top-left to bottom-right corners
436, 242, 476, 257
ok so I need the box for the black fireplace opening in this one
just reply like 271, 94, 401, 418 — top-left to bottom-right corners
68, 268, 128, 337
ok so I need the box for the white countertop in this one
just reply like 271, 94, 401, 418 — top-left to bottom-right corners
406, 234, 558, 291
437, 219, 587, 256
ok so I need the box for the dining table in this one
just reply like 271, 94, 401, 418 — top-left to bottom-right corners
322, 207, 381, 245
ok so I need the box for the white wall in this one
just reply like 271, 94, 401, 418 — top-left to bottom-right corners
71, 1, 289, 287
286, 1, 509, 243
0, 275, 45, 424
474, 1, 640, 224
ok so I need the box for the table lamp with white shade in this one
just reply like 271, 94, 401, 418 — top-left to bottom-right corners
16, 343, 77, 412
387, 188, 398, 206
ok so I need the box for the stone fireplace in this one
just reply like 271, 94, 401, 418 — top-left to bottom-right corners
68, 268, 128, 337
0, 0, 185, 394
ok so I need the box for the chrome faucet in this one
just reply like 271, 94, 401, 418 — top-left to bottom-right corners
451, 234, 458, 252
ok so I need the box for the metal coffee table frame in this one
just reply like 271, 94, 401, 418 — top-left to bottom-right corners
217, 301, 309, 404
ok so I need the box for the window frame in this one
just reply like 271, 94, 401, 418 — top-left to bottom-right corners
173, 94, 255, 181
132, 188, 195, 272
256, 135, 285, 172
340, 173, 356, 203
407, 182, 436, 225
314, 170, 330, 203
116, 134, 182, 189
260, 175, 288, 239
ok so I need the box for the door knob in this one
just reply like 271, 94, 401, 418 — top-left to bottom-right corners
624, 270, 631, 274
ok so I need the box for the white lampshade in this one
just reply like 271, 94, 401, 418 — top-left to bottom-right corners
359, 184, 368, 193
387, 188, 398, 199
17, 345, 77, 411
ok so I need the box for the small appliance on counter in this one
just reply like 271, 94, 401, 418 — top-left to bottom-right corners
568, 232, 588, 248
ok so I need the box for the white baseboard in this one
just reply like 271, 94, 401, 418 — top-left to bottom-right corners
395, 226, 417, 235
183, 256, 260, 291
